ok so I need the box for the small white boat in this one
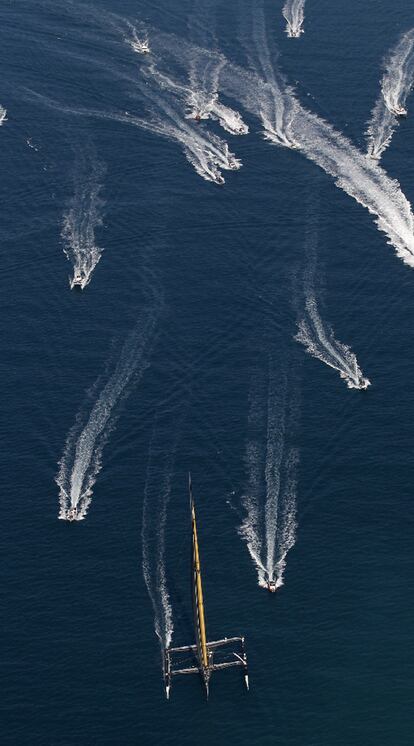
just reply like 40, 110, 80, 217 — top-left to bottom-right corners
66, 507, 78, 522
388, 105, 407, 117
131, 38, 150, 54
70, 271, 84, 290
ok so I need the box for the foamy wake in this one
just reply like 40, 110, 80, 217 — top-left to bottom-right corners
23, 79, 240, 186
365, 98, 396, 161
0, 106, 7, 125
21, 8, 414, 250
282, 0, 306, 38
185, 52, 248, 134
382, 29, 414, 117
62, 144, 105, 289
221, 8, 299, 149
295, 309, 370, 390
127, 24, 150, 55
293, 108, 414, 267
56, 291, 161, 520
240, 366, 299, 591
294, 207, 370, 389
218, 13, 414, 268
145, 60, 248, 137
366, 29, 414, 160
142, 424, 179, 652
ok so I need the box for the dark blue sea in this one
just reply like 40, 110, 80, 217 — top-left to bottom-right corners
1, 0, 414, 744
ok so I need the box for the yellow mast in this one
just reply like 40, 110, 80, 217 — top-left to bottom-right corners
191, 497, 209, 669
163, 477, 249, 699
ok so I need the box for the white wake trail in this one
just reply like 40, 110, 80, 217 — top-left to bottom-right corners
382, 29, 414, 117
218, 22, 414, 267
126, 23, 151, 55
0, 106, 7, 125
186, 0, 248, 134
155, 21, 414, 261
23, 75, 240, 186
292, 108, 414, 267
365, 98, 396, 161
19, 7, 243, 182
242, 7, 299, 148
366, 29, 414, 160
62, 143, 105, 289
186, 51, 248, 135
240, 366, 299, 591
142, 425, 178, 652
56, 292, 161, 521
282, 0, 306, 38
145, 55, 248, 136
148, 24, 414, 262
22, 11, 414, 256
295, 228, 370, 389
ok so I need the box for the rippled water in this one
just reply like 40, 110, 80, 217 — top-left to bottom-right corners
1, 0, 414, 744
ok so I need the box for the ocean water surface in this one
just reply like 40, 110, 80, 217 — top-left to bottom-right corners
1, 0, 414, 744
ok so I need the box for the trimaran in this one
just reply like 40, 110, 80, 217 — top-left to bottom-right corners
164, 476, 249, 699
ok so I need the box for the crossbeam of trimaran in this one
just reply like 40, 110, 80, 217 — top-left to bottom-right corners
164, 475, 249, 698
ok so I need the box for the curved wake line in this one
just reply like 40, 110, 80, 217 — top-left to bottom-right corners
292, 107, 414, 267
21, 10, 414, 258
240, 368, 299, 591
23, 83, 240, 186
17, 6, 242, 183
62, 144, 106, 289
219, 8, 414, 267
185, 53, 248, 134
282, 0, 305, 38
295, 305, 370, 389
295, 205, 370, 389
56, 292, 162, 520
366, 29, 414, 160
142, 430, 177, 652
144, 53, 248, 136
0, 106, 7, 125
237, 7, 299, 149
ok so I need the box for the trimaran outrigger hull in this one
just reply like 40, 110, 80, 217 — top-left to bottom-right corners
164, 475, 249, 699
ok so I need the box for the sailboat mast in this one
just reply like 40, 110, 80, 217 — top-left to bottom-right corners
163, 476, 249, 698
191, 499, 209, 667
189, 475, 210, 682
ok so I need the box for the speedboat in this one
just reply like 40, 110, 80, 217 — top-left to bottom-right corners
132, 39, 150, 54
208, 169, 225, 185
66, 507, 78, 522
389, 105, 407, 117
267, 580, 277, 593
70, 272, 83, 290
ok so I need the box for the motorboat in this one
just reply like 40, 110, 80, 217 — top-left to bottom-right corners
132, 38, 150, 54
267, 580, 277, 593
208, 169, 225, 185
66, 507, 78, 522
70, 272, 84, 290
388, 105, 407, 117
